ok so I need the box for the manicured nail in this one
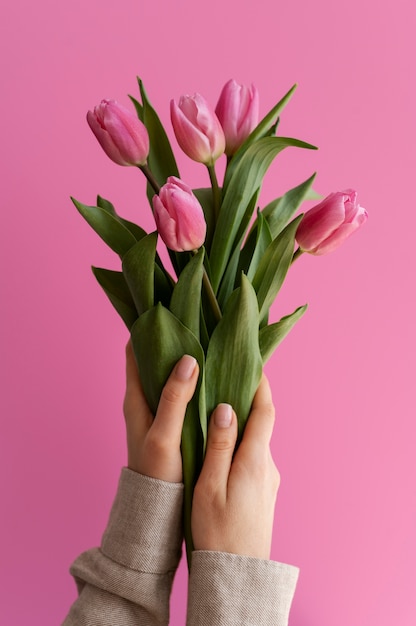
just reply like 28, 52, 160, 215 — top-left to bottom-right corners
214, 403, 233, 428
176, 355, 197, 380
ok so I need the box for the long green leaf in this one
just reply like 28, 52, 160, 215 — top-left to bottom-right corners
259, 304, 308, 363
263, 172, 317, 239
91, 267, 138, 330
193, 188, 216, 254
137, 78, 183, 277
242, 210, 273, 281
209, 137, 317, 292
217, 189, 260, 308
138, 78, 180, 197
72, 197, 136, 256
96, 194, 148, 242
170, 249, 204, 339
130, 304, 206, 568
205, 275, 262, 439
122, 233, 158, 315
252, 215, 303, 324
223, 84, 298, 188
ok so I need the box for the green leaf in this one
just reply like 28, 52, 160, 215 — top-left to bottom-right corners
259, 304, 308, 363
154, 264, 173, 308
223, 84, 298, 188
72, 197, 137, 256
263, 173, 317, 239
91, 267, 138, 330
193, 187, 216, 254
96, 195, 116, 214
122, 232, 158, 316
217, 189, 260, 308
136, 78, 183, 276
130, 304, 206, 567
240, 210, 273, 282
252, 215, 303, 324
128, 94, 144, 121
97, 193, 148, 242
205, 275, 263, 439
137, 78, 180, 198
209, 137, 317, 292
170, 249, 204, 339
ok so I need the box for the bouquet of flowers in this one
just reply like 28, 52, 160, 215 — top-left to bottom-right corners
72, 78, 367, 565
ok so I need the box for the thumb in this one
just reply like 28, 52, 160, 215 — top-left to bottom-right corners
200, 404, 238, 490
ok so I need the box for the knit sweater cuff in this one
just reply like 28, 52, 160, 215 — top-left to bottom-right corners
101, 468, 184, 573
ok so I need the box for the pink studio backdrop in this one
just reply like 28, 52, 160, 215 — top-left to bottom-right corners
1, 0, 414, 624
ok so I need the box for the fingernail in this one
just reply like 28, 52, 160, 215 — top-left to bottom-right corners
214, 403, 233, 428
176, 355, 197, 380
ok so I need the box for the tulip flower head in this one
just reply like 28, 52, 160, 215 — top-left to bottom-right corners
153, 177, 207, 252
87, 99, 149, 166
170, 94, 225, 166
215, 79, 259, 155
296, 190, 368, 256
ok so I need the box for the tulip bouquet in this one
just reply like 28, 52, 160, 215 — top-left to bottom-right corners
72, 78, 367, 565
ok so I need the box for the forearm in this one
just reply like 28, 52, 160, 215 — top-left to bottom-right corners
63, 468, 184, 626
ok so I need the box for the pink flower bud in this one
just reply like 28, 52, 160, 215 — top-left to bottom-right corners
296, 190, 368, 255
170, 93, 225, 165
153, 177, 207, 252
215, 79, 259, 155
87, 99, 149, 166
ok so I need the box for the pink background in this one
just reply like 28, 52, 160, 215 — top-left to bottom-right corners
1, 0, 415, 624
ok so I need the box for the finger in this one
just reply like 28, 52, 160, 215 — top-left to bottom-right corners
240, 375, 275, 450
198, 404, 238, 495
151, 355, 199, 447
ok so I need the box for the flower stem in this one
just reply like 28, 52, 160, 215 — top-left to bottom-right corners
292, 247, 304, 263
139, 163, 161, 195
207, 164, 221, 221
193, 249, 222, 322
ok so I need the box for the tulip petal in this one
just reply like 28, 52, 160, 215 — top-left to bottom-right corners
312, 209, 368, 255
295, 193, 346, 251
103, 101, 149, 165
170, 99, 212, 163
87, 109, 129, 165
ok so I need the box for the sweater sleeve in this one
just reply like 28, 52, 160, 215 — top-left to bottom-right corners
63, 468, 184, 626
186, 551, 299, 626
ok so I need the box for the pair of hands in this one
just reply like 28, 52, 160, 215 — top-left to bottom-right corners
123, 341, 280, 560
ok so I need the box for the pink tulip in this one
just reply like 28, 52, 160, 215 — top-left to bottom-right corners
170, 94, 225, 165
153, 177, 206, 252
87, 99, 149, 166
215, 79, 259, 155
296, 190, 368, 255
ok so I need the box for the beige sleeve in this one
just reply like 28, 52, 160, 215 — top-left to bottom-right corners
63, 468, 184, 626
187, 551, 299, 626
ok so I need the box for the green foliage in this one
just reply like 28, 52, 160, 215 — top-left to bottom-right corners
205, 276, 263, 439
259, 305, 308, 363
122, 233, 158, 316
74, 80, 321, 571
72, 197, 137, 256
130, 304, 206, 565
252, 215, 303, 324
91, 267, 138, 330
209, 136, 317, 292
137, 78, 180, 200
170, 248, 204, 340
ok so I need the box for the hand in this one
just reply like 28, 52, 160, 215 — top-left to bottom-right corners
123, 341, 199, 483
191, 375, 280, 560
